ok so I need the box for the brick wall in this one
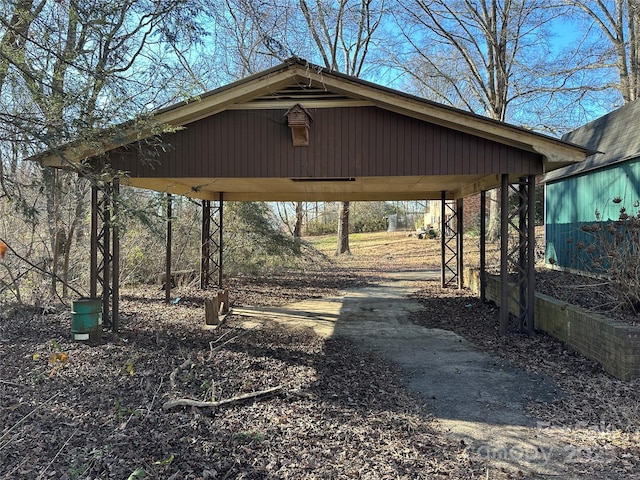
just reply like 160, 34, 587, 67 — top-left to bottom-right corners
462, 193, 481, 231
465, 268, 640, 381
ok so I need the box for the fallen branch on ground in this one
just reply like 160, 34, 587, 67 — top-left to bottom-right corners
162, 385, 283, 410
0, 393, 60, 450
0, 379, 22, 387
208, 332, 246, 360
169, 357, 193, 390
36, 428, 78, 480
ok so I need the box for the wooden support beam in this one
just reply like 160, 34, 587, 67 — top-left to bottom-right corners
217, 289, 229, 314
204, 298, 220, 326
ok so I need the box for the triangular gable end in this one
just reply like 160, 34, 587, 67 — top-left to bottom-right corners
36, 58, 587, 172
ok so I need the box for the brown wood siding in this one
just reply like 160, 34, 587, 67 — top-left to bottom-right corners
107, 106, 543, 178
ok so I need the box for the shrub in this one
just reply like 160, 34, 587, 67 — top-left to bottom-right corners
305, 220, 337, 236
579, 201, 640, 314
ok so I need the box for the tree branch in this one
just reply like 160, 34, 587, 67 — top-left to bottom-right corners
0, 237, 84, 297
162, 385, 283, 410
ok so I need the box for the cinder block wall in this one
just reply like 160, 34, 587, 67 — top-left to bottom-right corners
465, 268, 640, 381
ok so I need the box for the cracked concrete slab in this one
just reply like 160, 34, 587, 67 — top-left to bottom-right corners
234, 270, 585, 478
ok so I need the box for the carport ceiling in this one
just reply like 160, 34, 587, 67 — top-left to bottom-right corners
36, 58, 589, 201
126, 175, 492, 202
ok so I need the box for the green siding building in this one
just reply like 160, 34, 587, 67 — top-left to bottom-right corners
544, 100, 640, 271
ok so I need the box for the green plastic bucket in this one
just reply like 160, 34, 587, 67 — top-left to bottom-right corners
71, 297, 102, 341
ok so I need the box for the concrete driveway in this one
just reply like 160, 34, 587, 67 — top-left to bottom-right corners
234, 270, 584, 478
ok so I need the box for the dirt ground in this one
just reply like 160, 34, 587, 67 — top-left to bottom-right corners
1, 232, 639, 479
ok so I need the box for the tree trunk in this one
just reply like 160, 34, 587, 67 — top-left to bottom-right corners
62, 178, 89, 297
487, 188, 500, 242
43, 168, 61, 296
335, 201, 351, 255
293, 201, 303, 238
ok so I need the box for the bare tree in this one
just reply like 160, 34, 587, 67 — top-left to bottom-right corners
201, 0, 313, 239
293, 201, 304, 238
563, 0, 640, 104
0, 0, 204, 298
203, 0, 307, 80
274, 201, 303, 236
202, 1, 386, 250
392, 0, 589, 240
299, 0, 386, 254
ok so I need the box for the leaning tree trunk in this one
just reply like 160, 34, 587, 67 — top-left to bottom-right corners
335, 201, 351, 255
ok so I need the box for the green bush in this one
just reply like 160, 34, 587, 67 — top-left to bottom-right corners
305, 221, 337, 236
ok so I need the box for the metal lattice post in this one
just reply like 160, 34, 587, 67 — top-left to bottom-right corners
218, 194, 224, 288
499, 175, 536, 334
200, 196, 223, 289
91, 181, 119, 331
97, 183, 112, 328
201, 200, 211, 289
527, 175, 536, 332
440, 191, 459, 288
111, 179, 120, 333
518, 179, 528, 331
509, 177, 533, 332
440, 194, 445, 287
457, 198, 464, 289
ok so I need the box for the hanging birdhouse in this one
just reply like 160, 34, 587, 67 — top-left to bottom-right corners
284, 104, 313, 146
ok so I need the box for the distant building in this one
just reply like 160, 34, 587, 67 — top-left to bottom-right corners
543, 100, 640, 271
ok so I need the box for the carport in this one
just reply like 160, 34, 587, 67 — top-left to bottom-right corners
35, 58, 588, 335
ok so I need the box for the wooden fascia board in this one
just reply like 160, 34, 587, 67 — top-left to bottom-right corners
227, 99, 374, 109
301, 69, 588, 165
152, 70, 308, 126
36, 67, 309, 168
38, 132, 149, 168
531, 144, 588, 170
217, 191, 453, 202
123, 177, 218, 200
452, 173, 537, 199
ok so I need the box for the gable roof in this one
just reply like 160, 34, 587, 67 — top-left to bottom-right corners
32, 58, 589, 201
544, 99, 640, 183
37, 58, 586, 168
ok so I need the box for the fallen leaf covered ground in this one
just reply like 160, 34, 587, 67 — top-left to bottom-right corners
1, 277, 482, 479
1, 232, 638, 479
409, 282, 640, 479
